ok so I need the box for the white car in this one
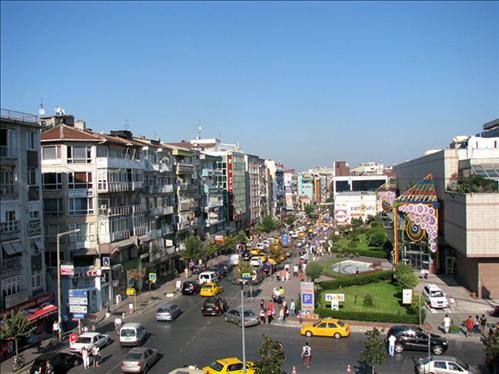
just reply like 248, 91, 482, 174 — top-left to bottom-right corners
70, 332, 110, 353
255, 243, 265, 250
423, 284, 449, 309
250, 256, 263, 268
416, 356, 477, 374
290, 232, 299, 238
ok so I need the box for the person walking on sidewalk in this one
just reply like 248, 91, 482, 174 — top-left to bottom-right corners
466, 316, 473, 337
290, 299, 296, 317
480, 314, 488, 336
301, 342, 312, 368
388, 334, 396, 357
443, 314, 451, 334
82, 346, 90, 369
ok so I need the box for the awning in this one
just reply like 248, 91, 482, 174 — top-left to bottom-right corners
2, 241, 24, 255
34, 239, 44, 251
100, 238, 135, 255
72, 248, 99, 257
26, 304, 58, 323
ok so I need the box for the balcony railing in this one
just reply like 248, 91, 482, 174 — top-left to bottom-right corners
177, 183, 196, 192
131, 181, 144, 190
28, 220, 42, 236
107, 182, 131, 192
1, 108, 38, 123
0, 146, 17, 159
134, 225, 147, 236
0, 220, 20, 234
0, 256, 22, 273
162, 224, 174, 235
110, 229, 130, 242
132, 204, 146, 214
176, 163, 194, 174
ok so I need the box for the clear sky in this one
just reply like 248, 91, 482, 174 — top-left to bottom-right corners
2, 1, 498, 171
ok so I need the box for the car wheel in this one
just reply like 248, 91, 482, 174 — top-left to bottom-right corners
432, 345, 444, 355
394, 343, 404, 353
334, 333, 341, 339
305, 331, 313, 337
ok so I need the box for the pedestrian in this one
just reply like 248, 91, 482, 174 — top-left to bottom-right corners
260, 298, 265, 309
290, 299, 296, 317
285, 270, 290, 282
82, 347, 90, 369
465, 316, 473, 337
82, 325, 89, 333
443, 314, 451, 334
388, 334, 397, 357
279, 286, 285, 298
301, 342, 312, 368
283, 301, 289, 321
46, 361, 54, 374
259, 307, 266, 324
267, 305, 273, 325
473, 315, 480, 334
52, 320, 60, 339
92, 345, 101, 367
480, 314, 488, 336
278, 307, 284, 324
355, 267, 359, 276
293, 264, 299, 277
300, 271, 305, 282
114, 316, 122, 332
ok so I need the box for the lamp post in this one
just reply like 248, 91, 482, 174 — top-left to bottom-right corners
57, 229, 80, 340
239, 279, 247, 374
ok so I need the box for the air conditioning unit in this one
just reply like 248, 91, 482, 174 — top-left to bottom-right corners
100, 204, 107, 210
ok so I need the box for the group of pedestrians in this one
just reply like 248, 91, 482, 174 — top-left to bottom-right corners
464, 314, 489, 337
81, 345, 101, 369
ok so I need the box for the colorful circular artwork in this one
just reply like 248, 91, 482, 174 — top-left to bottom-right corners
382, 200, 391, 212
405, 220, 426, 242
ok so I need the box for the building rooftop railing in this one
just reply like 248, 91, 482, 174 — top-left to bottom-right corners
1, 108, 38, 124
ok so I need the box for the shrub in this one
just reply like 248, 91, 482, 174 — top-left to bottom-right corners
319, 270, 392, 290
316, 308, 422, 324
363, 294, 375, 307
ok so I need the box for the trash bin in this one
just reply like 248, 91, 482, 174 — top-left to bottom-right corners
115, 294, 122, 304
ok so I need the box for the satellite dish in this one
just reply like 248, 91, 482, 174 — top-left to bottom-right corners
38, 107, 45, 116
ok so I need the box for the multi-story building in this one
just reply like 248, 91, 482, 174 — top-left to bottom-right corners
351, 161, 385, 176
1, 109, 46, 312
265, 159, 285, 218
297, 172, 315, 204
199, 153, 225, 236
394, 120, 499, 298
331, 174, 388, 197
283, 169, 296, 211
245, 154, 265, 226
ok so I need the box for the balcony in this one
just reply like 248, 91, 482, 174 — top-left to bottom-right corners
177, 183, 196, 192
1, 108, 37, 123
162, 224, 174, 235
100, 205, 130, 216
0, 221, 20, 240
110, 229, 130, 242
148, 228, 162, 239
0, 256, 22, 274
28, 220, 42, 236
176, 163, 194, 174
131, 181, 144, 190
0, 146, 17, 164
132, 204, 146, 214
177, 221, 193, 231
134, 225, 147, 236
96, 157, 143, 170
107, 182, 131, 192
179, 200, 197, 212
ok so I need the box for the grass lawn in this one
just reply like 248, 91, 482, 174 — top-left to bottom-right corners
320, 282, 408, 315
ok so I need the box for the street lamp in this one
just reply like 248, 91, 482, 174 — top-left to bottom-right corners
239, 279, 248, 374
57, 229, 80, 340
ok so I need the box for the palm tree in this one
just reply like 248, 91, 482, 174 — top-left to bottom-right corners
0, 310, 35, 362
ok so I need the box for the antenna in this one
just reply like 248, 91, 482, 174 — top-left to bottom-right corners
38, 98, 45, 116
124, 120, 129, 131
197, 126, 202, 140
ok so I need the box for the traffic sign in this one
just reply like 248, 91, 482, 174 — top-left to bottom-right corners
73, 313, 85, 319
69, 297, 88, 305
300, 281, 315, 312
242, 272, 251, 279
69, 289, 88, 298
69, 305, 87, 313
302, 293, 313, 305
149, 273, 157, 283
126, 288, 136, 296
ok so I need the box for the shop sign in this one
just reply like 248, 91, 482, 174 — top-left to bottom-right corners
69, 297, 88, 305
325, 293, 345, 302
126, 288, 136, 296
60, 264, 74, 276
69, 305, 87, 313
402, 289, 413, 304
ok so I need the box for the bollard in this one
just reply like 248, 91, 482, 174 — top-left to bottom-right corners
291, 366, 297, 374
346, 364, 352, 373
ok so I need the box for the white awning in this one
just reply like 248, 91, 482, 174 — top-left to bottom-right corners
2, 241, 24, 255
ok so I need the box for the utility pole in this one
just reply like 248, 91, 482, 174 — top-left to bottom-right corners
240, 280, 247, 374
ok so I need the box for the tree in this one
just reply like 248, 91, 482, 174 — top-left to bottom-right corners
359, 327, 386, 374
257, 215, 280, 233
395, 264, 419, 290
304, 204, 315, 218
255, 335, 285, 374
485, 329, 499, 372
0, 310, 35, 361
222, 235, 238, 254
368, 229, 387, 247
235, 261, 253, 279
182, 234, 202, 262
285, 214, 296, 226
268, 244, 286, 263
305, 261, 323, 282
201, 241, 220, 265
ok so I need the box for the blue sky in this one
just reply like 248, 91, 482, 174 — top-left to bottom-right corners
1, 1, 498, 171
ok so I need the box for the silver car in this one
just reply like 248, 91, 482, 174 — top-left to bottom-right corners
155, 303, 182, 321
416, 356, 478, 374
224, 309, 260, 327
120, 347, 159, 373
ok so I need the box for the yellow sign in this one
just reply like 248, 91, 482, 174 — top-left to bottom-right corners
126, 288, 136, 296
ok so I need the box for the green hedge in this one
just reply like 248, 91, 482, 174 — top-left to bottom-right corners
335, 248, 387, 259
319, 270, 392, 289
316, 308, 421, 324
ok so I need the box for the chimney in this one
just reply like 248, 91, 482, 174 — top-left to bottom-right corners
75, 120, 86, 130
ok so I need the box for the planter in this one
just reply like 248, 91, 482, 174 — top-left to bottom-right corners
449, 326, 461, 334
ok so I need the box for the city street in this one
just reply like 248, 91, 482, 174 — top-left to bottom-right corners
58, 273, 487, 374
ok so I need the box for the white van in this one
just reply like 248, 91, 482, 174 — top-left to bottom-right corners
198, 271, 218, 285
119, 322, 147, 347
249, 257, 263, 268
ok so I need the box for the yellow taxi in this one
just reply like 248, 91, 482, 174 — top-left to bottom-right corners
300, 318, 350, 339
199, 282, 223, 297
203, 357, 255, 374
249, 248, 261, 256
266, 257, 277, 266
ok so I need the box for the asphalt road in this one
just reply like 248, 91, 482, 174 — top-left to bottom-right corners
62, 274, 487, 374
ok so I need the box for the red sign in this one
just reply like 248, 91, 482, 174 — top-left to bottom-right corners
69, 333, 78, 345
60, 264, 74, 276
227, 156, 233, 192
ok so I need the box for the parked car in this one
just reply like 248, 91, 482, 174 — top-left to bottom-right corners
69, 332, 110, 354
385, 325, 448, 355
416, 356, 478, 374
30, 352, 82, 374
423, 284, 449, 309
120, 347, 159, 373
241, 250, 251, 261
155, 303, 182, 321
224, 309, 260, 327
200, 282, 223, 297
202, 297, 228, 316
202, 357, 255, 374
300, 318, 350, 339
181, 281, 201, 295
168, 366, 204, 374
198, 271, 219, 285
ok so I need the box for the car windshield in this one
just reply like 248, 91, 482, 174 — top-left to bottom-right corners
121, 329, 135, 337
157, 308, 169, 313
244, 311, 255, 317
431, 291, 445, 297
209, 361, 224, 371
76, 337, 92, 344
126, 353, 143, 361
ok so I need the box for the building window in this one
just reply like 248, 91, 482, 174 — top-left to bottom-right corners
1, 275, 21, 296
31, 271, 42, 290
96, 146, 108, 157
69, 197, 93, 216
27, 167, 36, 185
42, 172, 62, 190
0, 166, 15, 195
42, 145, 61, 160
26, 131, 37, 150
44, 223, 61, 242
67, 145, 91, 163
68, 172, 93, 189
43, 198, 63, 216
68, 223, 95, 242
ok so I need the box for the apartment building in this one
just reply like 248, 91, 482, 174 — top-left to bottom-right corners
1, 109, 46, 312
394, 122, 499, 298
297, 173, 314, 204
199, 153, 225, 236
245, 154, 266, 226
